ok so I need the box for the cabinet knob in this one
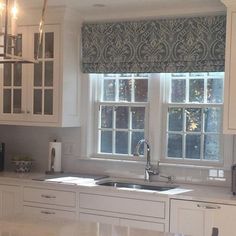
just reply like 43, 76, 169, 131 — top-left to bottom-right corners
26, 110, 30, 114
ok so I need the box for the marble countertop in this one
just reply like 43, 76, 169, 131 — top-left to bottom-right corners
0, 216, 184, 236
0, 171, 235, 205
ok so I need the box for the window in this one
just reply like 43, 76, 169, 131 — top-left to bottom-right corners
96, 74, 149, 158
165, 72, 224, 163
91, 72, 228, 166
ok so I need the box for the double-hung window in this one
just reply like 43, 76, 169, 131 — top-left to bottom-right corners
164, 72, 224, 165
96, 74, 149, 158
92, 72, 227, 167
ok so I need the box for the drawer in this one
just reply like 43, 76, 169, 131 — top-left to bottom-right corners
23, 205, 76, 220
79, 193, 165, 219
80, 213, 119, 225
24, 187, 76, 207
120, 218, 164, 231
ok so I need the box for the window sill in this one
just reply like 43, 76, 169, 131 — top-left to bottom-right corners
160, 162, 230, 171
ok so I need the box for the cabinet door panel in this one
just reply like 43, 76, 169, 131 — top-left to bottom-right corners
28, 25, 59, 123
213, 204, 236, 236
120, 218, 164, 232
79, 193, 165, 219
0, 185, 21, 217
80, 213, 119, 225
170, 199, 213, 236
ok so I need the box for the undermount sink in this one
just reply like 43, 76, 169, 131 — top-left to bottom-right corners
97, 181, 178, 191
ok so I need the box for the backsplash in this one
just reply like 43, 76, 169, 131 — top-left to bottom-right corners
0, 125, 233, 187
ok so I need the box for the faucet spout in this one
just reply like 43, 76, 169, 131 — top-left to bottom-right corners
134, 139, 158, 181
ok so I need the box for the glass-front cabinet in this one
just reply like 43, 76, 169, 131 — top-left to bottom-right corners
29, 25, 59, 123
0, 25, 59, 124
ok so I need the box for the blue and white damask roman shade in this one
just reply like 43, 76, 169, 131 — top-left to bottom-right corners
81, 15, 226, 73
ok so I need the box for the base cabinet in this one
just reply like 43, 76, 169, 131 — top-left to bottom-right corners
0, 185, 22, 217
170, 199, 236, 236
23, 186, 77, 220
79, 192, 168, 232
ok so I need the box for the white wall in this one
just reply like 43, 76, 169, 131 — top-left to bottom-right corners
0, 124, 232, 187
0, 125, 81, 172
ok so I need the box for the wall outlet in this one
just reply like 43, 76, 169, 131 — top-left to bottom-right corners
63, 142, 75, 155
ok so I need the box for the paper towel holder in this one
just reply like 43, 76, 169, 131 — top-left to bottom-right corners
45, 139, 63, 175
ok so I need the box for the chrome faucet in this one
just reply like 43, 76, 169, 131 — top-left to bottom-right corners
134, 139, 159, 181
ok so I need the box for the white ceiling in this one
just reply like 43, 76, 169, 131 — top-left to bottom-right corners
21, 0, 226, 21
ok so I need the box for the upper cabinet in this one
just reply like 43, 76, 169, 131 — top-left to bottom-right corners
222, 0, 236, 133
0, 7, 81, 127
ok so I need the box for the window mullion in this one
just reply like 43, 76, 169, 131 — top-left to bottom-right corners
128, 106, 132, 155
113, 106, 116, 154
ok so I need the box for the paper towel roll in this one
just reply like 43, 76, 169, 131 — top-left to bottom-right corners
48, 141, 61, 173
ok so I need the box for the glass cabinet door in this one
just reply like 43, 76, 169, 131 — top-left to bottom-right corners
33, 31, 54, 116
2, 35, 23, 115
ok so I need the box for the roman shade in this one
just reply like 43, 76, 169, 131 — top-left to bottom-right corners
81, 15, 226, 73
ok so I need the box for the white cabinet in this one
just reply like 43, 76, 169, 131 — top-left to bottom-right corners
0, 25, 59, 124
0, 184, 22, 217
79, 191, 168, 232
170, 199, 236, 236
221, 1, 236, 133
23, 186, 77, 220
0, 8, 81, 127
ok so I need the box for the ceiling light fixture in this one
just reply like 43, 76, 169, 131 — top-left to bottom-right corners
0, 0, 47, 63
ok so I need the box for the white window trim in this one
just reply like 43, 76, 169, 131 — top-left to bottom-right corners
159, 73, 233, 169
80, 73, 233, 170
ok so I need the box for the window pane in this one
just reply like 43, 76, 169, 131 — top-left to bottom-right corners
168, 108, 183, 131
44, 89, 53, 115
101, 106, 113, 128
189, 79, 204, 102
34, 33, 43, 58
45, 32, 54, 58
131, 107, 145, 129
34, 62, 42, 87
116, 107, 129, 129
204, 108, 222, 133
4, 64, 11, 86
3, 89, 11, 113
119, 79, 131, 101
171, 79, 186, 102
103, 79, 115, 101
115, 131, 128, 154
207, 79, 223, 103
186, 134, 201, 159
45, 61, 53, 86
134, 79, 148, 102
100, 131, 112, 153
14, 63, 22, 86
14, 34, 22, 56
13, 89, 21, 114
131, 132, 144, 155
204, 135, 220, 160
186, 108, 202, 132
33, 89, 42, 114
168, 134, 182, 158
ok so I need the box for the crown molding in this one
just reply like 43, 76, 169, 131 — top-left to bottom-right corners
221, 0, 236, 7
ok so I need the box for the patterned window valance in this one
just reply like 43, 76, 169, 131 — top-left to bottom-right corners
81, 15, 226, 73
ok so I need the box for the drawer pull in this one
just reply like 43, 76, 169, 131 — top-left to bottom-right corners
197, 204, 221, 210
41, 194, 56, 199
40, 210, 56, 215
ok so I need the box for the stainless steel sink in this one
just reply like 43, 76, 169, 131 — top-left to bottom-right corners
97, 181, 178, 191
